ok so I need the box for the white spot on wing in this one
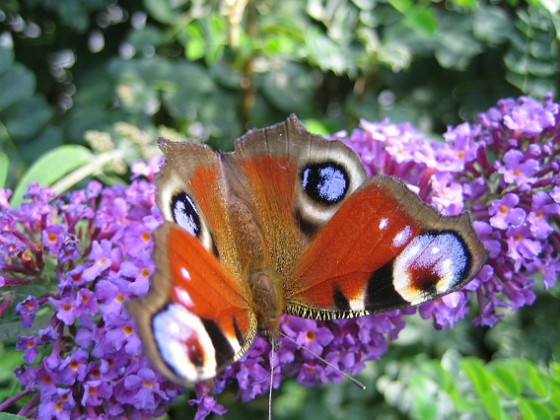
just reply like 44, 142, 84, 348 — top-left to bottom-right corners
392, 226, 412, 248
181, 267, 191, 280
379, 217, 389, 230
175, 287, 193, 307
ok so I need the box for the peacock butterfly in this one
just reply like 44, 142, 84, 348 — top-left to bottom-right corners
127, 115, 487, 384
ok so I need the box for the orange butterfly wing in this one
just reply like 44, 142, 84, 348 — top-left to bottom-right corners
287, 177, 487, 319
127, 222, 257, 383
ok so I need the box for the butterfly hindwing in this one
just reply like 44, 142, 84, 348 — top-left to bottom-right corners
127, 222, 257, 383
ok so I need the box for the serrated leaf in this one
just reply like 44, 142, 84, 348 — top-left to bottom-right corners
10, 145, 93, 207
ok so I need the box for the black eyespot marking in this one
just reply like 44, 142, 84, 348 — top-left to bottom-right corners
295, 209, 320, 237
171, 193, 200, 237
232, 316, 244, 347
301, 162, 349, 205
201, 318, 235, 368
333, 286, 350, 311
366, 261, 407, 312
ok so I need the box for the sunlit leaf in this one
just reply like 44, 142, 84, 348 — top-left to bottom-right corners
11, 145, 93, 207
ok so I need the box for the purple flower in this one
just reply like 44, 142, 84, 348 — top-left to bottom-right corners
38, 388, 75, 420
503, 96, 557, 135
16, 336, 40, 363
189, 383, 227, 420
527, 191, 560, 239
498, 150, 539, 187
58, 350, 89, 385
15, 296, 39, 328
119, 368, 167, 410
81, 380, 112, 406
489, 194, 527, 230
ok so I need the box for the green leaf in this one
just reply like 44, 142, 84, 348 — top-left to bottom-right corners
526, 362, 551, 398
0, 43, 15, 74
143, 0, 185, 24
489, 363, 521, 398
473, 5, 513, 44
126, 25, 165, 53
550, 362, 560, 382
263, 63, 315, 113
461, 358, 504, 420
183, 23, 206, 61
1, 96, 53, 142
404, 6, 437, 36
10, 145, 93, 207
450, 0, 478, 9
301, 118, 330, 136
161, 62, 215, 121
519, 398, 554, 420
0, 413, 31, 420
0, 63, 36, 109
435, 14, 482, 70
0, 152, 8, 188
409, 374, 439, 418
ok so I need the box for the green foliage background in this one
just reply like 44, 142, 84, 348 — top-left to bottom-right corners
0, 0, 559, 418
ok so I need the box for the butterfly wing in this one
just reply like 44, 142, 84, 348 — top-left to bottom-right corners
128, 139, 258, 383
222, 115, 367, 280
286, 176, 487, 319
127, 222, 257, 383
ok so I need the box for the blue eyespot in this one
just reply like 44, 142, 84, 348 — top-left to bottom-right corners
301, 162, 349, 205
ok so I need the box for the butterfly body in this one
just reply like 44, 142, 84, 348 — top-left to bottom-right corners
127, 115, 486, 384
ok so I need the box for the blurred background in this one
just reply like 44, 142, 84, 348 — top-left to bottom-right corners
0, 1, 559, 418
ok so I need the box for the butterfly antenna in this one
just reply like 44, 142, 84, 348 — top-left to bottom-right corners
268, 341, 275, 420
279, 332, 366, 390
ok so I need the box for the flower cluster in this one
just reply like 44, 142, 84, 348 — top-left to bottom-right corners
0, 160, 183, 418
0, 96, 559, 419
346, 94, 560, 327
